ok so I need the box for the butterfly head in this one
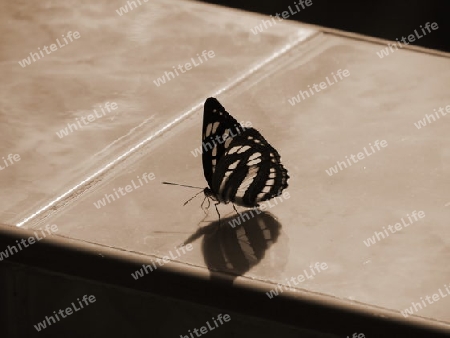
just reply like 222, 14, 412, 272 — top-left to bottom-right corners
203, 187, 218, 202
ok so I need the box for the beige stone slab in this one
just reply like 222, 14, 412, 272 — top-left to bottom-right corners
19, 30, 450, 325
1, 0, 449, 329
0, 0, 312, 224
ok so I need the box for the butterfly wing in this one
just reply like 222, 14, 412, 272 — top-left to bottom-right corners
202, 97, 246, 188
211, 128, 289, 207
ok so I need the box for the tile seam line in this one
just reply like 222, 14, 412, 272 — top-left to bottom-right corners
16, 31, 316, 228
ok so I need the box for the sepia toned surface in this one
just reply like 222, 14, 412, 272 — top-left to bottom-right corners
0, 0, 312, 224
1, 0, 449, 332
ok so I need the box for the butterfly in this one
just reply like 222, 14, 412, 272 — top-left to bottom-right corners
201, 97, 289, 211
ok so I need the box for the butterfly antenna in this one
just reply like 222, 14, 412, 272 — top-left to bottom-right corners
162, 181, 205, 206
162, 182, 203, 189
183, 190, 205, 206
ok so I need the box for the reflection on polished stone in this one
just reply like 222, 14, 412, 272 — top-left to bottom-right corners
181, 211, 284, 277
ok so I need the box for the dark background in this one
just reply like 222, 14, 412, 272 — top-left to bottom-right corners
200, 0, 450, 53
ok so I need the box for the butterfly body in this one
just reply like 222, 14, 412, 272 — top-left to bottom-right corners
201, 98, 289, 209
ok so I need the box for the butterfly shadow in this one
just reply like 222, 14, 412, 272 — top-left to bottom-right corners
180, 210, 282, 285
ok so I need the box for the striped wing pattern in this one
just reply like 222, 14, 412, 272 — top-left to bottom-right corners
202, 97, 289, 208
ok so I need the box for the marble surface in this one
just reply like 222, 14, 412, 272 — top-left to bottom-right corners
1, 0, 311, 225
1, 0, 449, 329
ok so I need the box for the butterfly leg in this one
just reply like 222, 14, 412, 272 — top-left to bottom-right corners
232, 203, 241, 217
214, 202, 221, 225
198, 197, 211, 225
200, 195, 209, 214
